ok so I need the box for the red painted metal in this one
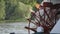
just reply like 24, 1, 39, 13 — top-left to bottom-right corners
25, 0, 60, 34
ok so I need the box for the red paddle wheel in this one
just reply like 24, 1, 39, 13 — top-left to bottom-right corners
25, 0, 60, 34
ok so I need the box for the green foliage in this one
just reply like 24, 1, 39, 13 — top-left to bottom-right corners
4, 0, 31, 22
9, 2, 31, 20
5, 0, 18, 20
0, 0, 37, 22
19, 0, 36, 6
0, 0, 5, 20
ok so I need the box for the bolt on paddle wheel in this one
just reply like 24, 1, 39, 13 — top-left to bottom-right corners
25, 1, 60, 34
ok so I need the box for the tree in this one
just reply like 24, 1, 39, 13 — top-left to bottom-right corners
0, 0, 5, 20
19, 0, 36, 6
5, 0, 18, 20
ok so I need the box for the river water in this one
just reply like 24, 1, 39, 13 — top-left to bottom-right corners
0, 22, 60, 34
0, 22, 33, 34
